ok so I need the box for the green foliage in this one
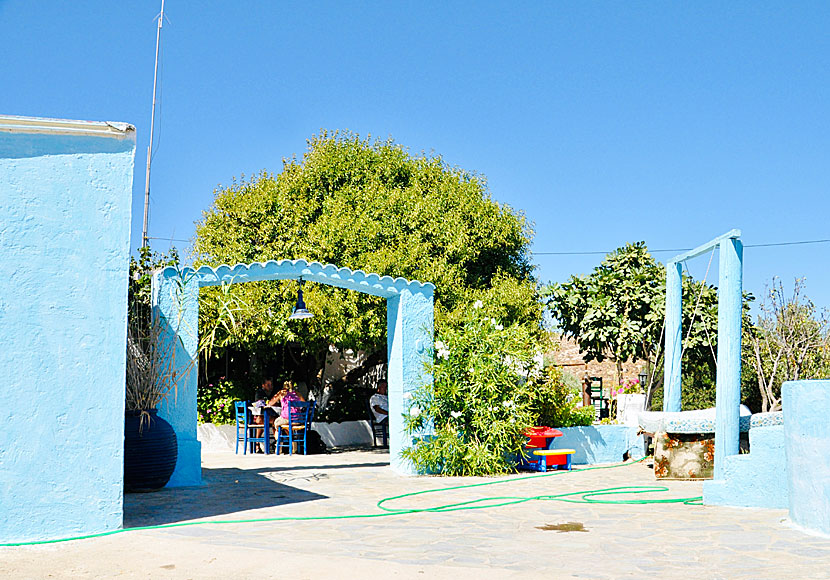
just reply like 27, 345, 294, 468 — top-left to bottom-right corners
745, 278, 830, 412
401, 303, 541, 476
194, 131, 540, 392
197, 378, 248, 425
544, 242, 756, 411
529, 366, 595, 428
650, 367, 717, 411
545, 242, 663, 367
316, 383, 375, 423
128, 246, 180, 330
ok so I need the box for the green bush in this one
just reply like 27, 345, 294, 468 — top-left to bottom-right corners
198, 378, 247, 425
402, 302, 540, 476
529, 366, 595, 428
317, 383, 374, 423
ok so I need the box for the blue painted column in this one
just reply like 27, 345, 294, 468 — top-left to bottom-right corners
784, 380, 830, 535
713, 238, 743, 478
152, 271, 201, 486
387, 288, 434, 474
663, 261, 683, 412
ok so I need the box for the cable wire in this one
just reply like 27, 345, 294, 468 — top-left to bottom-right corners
534, 238, 830, 256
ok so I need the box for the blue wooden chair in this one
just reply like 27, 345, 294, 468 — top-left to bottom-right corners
235, 401, 266, 454
276, 400, 316, 455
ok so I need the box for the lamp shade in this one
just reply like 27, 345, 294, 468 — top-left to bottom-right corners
288, 278, 313, 320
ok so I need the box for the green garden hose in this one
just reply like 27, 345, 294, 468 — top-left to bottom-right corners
0, 458, 701, 547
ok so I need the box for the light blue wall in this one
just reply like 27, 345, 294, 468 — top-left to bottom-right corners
556, 425, 644, 464
153, 259, 434, 482
0, 116, 135, 543
703, 425, 787, 508
784, 380, 830, 535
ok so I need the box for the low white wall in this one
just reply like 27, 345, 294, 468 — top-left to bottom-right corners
314, 421, 375, 447
197, 420, 375, 452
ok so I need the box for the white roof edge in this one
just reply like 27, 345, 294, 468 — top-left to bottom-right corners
0, 114, 135, 138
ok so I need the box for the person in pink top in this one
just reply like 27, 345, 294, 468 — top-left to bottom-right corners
273, 380, 305, 429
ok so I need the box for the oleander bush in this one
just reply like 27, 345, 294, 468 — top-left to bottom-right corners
402, 301, 542, 476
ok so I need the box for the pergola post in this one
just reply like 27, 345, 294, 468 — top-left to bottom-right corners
664, 261, 683, 412
713, 238, 743, 478
153, 270, 201, 487
387, 289, 434, 474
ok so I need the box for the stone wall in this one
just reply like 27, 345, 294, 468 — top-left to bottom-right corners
549, 334, 647, 392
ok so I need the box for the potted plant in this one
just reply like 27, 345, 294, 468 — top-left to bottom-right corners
613, 378, 646, 426
124, 250, 243, 491
123, 317, 181, 492
123, 250, 188, 492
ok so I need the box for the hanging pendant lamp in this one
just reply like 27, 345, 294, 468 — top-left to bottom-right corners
288, 277, 313, 320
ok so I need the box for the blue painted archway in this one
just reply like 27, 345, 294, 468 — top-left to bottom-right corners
152, 259, 434, 485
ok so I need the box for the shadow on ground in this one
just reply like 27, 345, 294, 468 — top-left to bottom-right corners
123, 466, 327, 527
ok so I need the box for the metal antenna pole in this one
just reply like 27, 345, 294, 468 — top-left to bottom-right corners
142, 0, 165, 249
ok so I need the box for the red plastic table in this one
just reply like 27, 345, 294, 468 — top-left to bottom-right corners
521, 427, 566, 470
523, 427, 563, 450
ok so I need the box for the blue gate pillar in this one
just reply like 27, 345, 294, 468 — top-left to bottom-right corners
664, 261, 683, 412
152, 270, 202, 486
714, 237, 743, 478
387, 288, 434, 474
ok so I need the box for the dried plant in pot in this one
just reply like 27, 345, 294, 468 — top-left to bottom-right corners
123, 317, 182, 492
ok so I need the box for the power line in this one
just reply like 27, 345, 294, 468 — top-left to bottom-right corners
145, 236, 830, 252
744, 238, 830, 249
147, 236, 189, 243
533, 238, 830, 256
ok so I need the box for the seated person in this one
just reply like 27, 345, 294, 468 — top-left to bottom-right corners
250, 379, 275, 451
273, 380, 306, 429
370, 379, 388, 424
252, 378, 275, 427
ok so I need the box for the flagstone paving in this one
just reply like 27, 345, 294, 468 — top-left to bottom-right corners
3, 449, 830, 579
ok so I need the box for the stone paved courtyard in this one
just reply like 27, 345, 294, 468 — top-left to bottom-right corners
3, 449, 830, 579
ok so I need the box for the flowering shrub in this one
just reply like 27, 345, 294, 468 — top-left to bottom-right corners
611, 378, 643, 397
197, 378, 247, 425
402, 301, 542, 475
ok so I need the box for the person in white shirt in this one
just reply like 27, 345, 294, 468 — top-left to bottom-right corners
370, 380, 388, 423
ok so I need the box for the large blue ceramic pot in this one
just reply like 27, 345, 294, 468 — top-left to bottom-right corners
124, 409, 178, 492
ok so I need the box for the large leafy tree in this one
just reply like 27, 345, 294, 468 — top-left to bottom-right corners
544, 242, 727, 409
194, 131, 540, 392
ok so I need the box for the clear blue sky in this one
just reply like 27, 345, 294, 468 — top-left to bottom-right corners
3, 1, 829, 312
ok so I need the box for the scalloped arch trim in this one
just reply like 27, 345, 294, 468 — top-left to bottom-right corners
158, 259, 434, 298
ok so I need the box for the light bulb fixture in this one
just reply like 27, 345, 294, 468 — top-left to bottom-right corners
288, 277, 313, 320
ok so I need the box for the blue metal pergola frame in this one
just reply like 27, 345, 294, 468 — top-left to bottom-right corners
664, 229, 743, 479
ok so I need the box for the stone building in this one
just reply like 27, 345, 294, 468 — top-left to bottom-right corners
549, 334, 648, 393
